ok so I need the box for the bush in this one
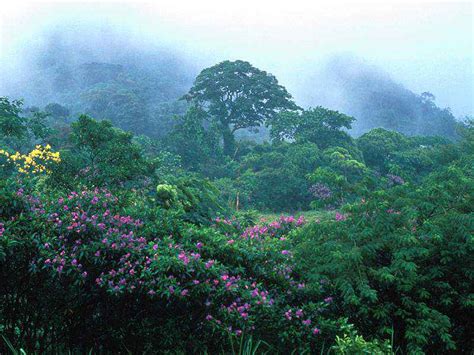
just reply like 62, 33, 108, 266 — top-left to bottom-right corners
293, 164, 474, 353
0, 184, 346, 353
332, 323, 393, 354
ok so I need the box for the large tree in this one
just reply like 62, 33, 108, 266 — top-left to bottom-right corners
182, 60, 299, 156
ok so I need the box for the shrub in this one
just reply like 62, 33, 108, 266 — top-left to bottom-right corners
332, 323, 393, 354
0, 185, 345, 353
293, 164, 474, 353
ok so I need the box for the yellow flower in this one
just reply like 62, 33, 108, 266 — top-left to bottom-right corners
1, 144, 61, 175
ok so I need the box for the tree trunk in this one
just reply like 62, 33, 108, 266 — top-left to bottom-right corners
222, 126, 236, 156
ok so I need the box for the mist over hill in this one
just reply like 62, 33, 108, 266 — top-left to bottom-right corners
301, 55, 460, 139
1, 28, 197, 137
0, 29, 464, 140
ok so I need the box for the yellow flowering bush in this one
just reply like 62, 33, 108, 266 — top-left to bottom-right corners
0, 144, 61, 174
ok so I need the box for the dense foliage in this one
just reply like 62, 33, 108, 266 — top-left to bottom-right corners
294, 165, 473, 353
0, 58, 472, 353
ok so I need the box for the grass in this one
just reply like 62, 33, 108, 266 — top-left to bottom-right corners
258, 209, 335, 223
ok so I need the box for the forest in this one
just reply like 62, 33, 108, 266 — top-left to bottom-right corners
0, 52, 472, 354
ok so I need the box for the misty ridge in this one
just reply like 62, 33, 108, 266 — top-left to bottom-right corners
0, 26, 462, 141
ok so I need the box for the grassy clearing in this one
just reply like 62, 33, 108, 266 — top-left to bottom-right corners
257, 209, 335, 223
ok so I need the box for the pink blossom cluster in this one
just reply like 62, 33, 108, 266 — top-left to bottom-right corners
19, 189, 329, 341
283, 307, 321, 336
241, 215, 305, 240
213, 216, 243, 236
29, 190, 147, 282
214, 216, 235, 226
204, 280, 278, 336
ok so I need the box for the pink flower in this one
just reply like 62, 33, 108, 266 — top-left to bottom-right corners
312, 328, 320, 335
296, 215, 306, 226
302, 319, 311, 326
335, 212, 347, 221
284, 309, 292, 320
281, 250, 290, 255
196, 242, 203, 249
181, 289, 189, 296
227, 239, 235, 244
269, 221, 281, 229
205, 260, 215, 269
295, 309, 303, 318
178, 251, 189, 265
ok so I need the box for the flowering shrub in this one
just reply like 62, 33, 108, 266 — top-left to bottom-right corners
240, 215, 305, 241
0, 185, 344, 353
334, 212, 347, 221
0, 144, 60, 174
212, 216, 244, 235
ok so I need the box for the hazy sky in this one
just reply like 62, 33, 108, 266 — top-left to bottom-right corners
1, 0, 473, 116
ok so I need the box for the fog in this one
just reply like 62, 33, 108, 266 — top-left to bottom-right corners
1, 1, 472, 121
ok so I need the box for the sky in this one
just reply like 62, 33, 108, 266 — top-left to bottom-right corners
0, 0, 473, 116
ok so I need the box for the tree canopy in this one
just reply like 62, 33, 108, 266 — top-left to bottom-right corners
183, 60, 299, 156
270, 107, 356, 151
